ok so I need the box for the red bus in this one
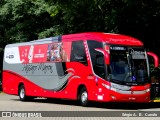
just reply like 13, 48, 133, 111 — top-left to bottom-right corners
2, 32, 159, 106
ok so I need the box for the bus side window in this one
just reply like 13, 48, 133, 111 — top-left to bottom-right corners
70, 41, 88, 66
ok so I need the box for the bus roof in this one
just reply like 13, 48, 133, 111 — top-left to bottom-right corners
62, 32, 143, 46
6, 32, 143, 48
5, 36, 60, 48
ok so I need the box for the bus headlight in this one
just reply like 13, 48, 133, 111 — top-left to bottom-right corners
102, 83, 110, 89
110, 87, 117, 92
145, 88, 150, 92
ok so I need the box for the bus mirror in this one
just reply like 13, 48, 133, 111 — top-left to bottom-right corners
95, 48, 110, 65
147, 52, 159, 68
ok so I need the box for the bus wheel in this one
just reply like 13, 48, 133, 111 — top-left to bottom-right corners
79, 87, 88, 107
18, 85, 28, 101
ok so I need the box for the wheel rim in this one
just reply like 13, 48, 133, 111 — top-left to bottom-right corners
81, 91, 87, 103
20, 88, 25, 99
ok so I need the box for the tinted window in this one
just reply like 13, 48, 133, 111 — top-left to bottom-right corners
70, 41, 87, 65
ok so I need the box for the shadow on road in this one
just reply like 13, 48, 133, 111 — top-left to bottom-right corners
12, 97, 160, 110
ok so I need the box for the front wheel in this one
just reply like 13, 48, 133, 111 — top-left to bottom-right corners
79, 87, 88, 107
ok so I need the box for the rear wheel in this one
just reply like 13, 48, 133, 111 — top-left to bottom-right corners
78, 87, 88, 107
18, 85, 32, 101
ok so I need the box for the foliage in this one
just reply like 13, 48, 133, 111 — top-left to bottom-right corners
1, 0, 160, 48
0, 0, 56, 43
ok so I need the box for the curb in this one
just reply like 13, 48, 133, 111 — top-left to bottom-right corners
150, 100, 160, 102
152, 100, 160, 102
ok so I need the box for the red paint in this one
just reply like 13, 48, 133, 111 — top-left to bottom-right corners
19, 46, 31, 63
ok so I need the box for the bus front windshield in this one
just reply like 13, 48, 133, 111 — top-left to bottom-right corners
109, 46, 150, 85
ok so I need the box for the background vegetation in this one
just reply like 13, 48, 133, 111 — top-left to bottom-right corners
1, 0, 160, 82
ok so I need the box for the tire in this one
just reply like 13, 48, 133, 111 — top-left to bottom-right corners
18, 85, 30, 101
79, 87, 88, 107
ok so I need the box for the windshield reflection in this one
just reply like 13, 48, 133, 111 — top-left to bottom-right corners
109, 46, 149, 85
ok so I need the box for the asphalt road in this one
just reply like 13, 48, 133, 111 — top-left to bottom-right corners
0, 93, 160, 120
